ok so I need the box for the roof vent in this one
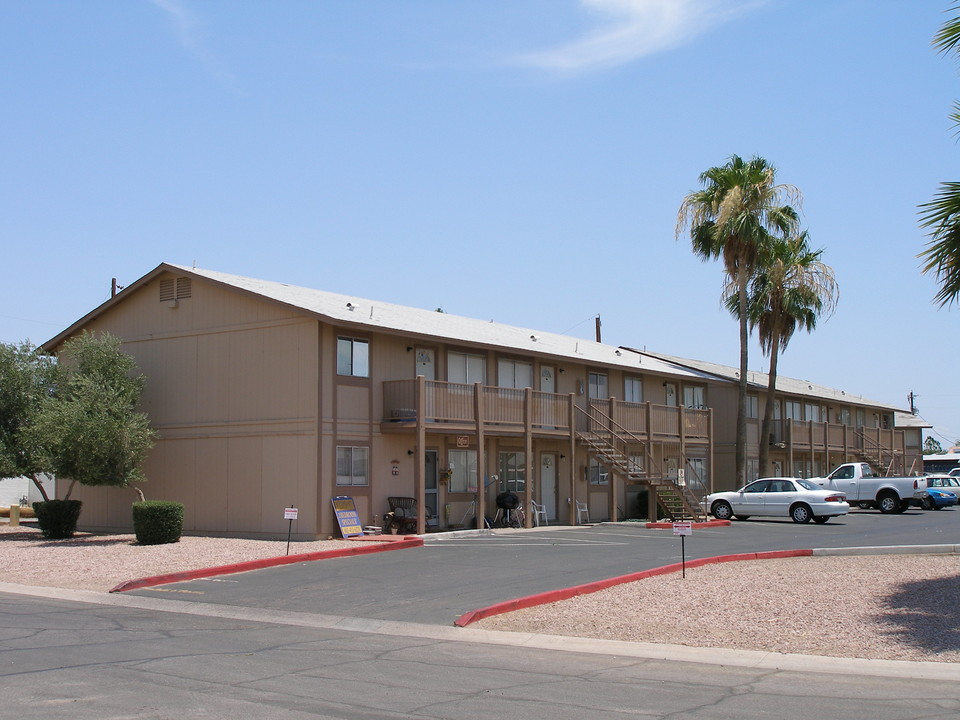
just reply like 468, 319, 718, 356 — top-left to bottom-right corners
160, 277, 192, 307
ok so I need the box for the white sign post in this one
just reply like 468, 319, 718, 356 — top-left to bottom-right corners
672, 521, 693, 577
284, 506, 299, 555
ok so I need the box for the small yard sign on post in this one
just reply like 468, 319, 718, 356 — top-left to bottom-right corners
331, 496, 364, 538
672, 521, 692, 578
284, 506, 299, 555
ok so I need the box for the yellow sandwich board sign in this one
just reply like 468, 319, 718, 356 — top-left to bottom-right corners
332, 496, 363, 538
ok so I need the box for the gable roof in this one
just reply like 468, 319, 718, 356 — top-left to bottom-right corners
44, 263, 718, 382
629, 349, 908, 413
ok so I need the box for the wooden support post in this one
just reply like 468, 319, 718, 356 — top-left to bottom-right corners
568, 393, 577, 526
474, 383, 486, 530
415, 375, 426, 535
524, 387, 534, 528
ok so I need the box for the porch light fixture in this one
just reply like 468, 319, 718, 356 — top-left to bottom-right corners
407, 449, 415, 455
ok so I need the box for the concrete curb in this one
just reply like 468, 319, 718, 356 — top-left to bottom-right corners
454, 548, 813, 627
109, 536, 423, 593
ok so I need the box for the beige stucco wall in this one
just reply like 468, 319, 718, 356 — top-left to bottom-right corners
65, 272, 322, 537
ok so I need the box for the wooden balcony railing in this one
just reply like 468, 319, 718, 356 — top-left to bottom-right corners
382, 379, 711, 444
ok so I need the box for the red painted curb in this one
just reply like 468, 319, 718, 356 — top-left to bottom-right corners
454, 549, 813, 627
644, 520, 731, 529
109, 536, 424, 593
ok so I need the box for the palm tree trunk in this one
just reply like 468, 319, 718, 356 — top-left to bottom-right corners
759, 331, 781, 477
736, 265, 749, 487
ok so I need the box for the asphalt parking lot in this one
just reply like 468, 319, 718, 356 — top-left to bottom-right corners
128, 506, 960, 626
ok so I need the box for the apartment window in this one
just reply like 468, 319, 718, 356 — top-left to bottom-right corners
336, 446, 368, 486
746, 395, 759, 419
683, 385, 705, 409
448, 449, 477, 493
856, 408, 866, 428
838, 408, 851, 426
746, 459, 759, 483
499, 451, 526, 492
588, 372, 608, 400
628, 453, 644, 473
588, 457, 609, 485
337, 337, 369, 377
624, 376, 643, 403
805, 403, 821, 423
498, 359, 533, 389
448, 352, 485, 385
786, 400, 803, 421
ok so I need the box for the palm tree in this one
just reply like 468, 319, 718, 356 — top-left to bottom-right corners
677, 155, 800, 486
919, 5, 960, 306
725, 232, 839, 476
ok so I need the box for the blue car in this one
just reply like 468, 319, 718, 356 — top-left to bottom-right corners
914, 475, 960, 510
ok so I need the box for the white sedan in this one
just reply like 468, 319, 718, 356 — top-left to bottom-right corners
702, 477, 850, 524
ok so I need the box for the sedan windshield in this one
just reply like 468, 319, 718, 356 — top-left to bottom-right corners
795, 478, 820, 491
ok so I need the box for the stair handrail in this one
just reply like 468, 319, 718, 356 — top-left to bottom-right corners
574, 404, 705, 520
573, 404, 657, 477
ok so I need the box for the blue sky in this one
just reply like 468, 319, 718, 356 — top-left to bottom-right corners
3, 0, 958, 445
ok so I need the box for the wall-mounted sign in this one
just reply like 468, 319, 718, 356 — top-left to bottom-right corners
456, 436, 469, 448
331, 496, 363, 537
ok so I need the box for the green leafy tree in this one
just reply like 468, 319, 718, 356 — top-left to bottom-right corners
726, 232, 839, 475
23, 332, 156, 501
0, 341, 58, 499
923, 436, 945, 455
919, 4, 960, 306
677, 155, 800, 485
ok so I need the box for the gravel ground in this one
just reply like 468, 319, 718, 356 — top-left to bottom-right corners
477, 553, 960, 664
3, 523, 959, 664
0, 523, 371, 592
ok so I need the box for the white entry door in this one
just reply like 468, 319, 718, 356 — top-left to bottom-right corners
415, 348, 435, 380
541, 453, 558, 521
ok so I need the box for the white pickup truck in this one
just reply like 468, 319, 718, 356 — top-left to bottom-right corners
812, 462, 920, 514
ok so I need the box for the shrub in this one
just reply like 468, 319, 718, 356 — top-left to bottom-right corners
32, 499, 83, 539
132, 500, 184, 545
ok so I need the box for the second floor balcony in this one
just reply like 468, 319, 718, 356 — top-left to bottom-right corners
382, 377, 711, 445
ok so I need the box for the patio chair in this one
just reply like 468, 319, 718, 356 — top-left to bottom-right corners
530, 500, 548, 527
575, 500, 590, 525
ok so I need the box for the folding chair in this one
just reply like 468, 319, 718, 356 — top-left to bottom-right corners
575, 500, 590, 524
530, 500, 548, 527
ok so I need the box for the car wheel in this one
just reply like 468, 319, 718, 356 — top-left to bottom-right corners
877, 493, 900, 514
813, 516, 829, 524
711, 501, 733, 520
733, 515, 750, 521
922, 496, 935, 511
790, 503, 812, 523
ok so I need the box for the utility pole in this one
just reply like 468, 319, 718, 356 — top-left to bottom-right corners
111, 278, 124, 298
907, 391, 919, 415
595, 314, 601, 343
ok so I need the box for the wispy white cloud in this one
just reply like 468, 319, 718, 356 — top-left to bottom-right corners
515, 0, 766, 72
149, 0, 239, 90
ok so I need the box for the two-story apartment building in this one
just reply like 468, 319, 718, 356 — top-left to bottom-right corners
633, 352, 924, 485
44, 264, 725, 538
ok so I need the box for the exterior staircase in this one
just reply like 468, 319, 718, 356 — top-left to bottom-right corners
854, 431, 903, 476
574, 406, 706, 522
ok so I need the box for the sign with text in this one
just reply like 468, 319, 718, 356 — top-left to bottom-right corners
456, 435, 470, 448
284, 507, 299, 521
331, 496, 364, 538
672, 521, 693, 536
